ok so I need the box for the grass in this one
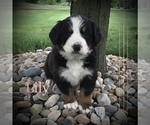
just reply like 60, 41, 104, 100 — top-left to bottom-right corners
107, 9, 137, 61
13, 2, 137, 61
13, 2, 70, 54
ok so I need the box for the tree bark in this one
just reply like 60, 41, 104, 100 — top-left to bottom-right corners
71, 0, 111, 77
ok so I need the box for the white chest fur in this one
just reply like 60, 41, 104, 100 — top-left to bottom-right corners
60, 60, 93, 86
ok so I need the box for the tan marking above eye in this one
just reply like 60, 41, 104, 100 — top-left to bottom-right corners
68, 26, 73, 32
82, 26, 86, 32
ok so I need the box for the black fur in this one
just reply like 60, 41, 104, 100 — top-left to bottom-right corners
44, 15, 101, 103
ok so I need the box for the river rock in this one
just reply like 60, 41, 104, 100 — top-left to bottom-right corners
97, 93, 111, 106
113, 109, 128, 123
127, 87, 136, 95
30, 118, 47, 125
15, 101, 32, 108
47, 120, 57, 125
37, 93, 49, 101
16, 113, 29, 123
40, 110, 50, 117
90, 113, 100, 125
48, 110, 61, 121
101, 116, 110, 125
115, 87, 125, 97
62, 108, 77, 117
104, 78, 115, 85
24, 67, 42, 77
30, 104, 43, 114
95, 107, 105, 120
138, 87, 148, 95
45, 94, 60, 108
75, 114, 90, 124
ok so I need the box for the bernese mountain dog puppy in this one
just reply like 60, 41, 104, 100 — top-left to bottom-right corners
44, 15, 101, 113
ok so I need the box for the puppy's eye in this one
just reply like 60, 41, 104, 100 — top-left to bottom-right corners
66, 27, 73, 36
81, 26, 88, 37
81, 26, 86, 33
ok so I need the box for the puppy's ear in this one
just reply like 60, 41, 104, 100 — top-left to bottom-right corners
49, 21, 61, 45
92, 23, 101, 46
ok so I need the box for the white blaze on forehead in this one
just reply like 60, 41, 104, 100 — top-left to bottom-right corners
70, 16, 83, 34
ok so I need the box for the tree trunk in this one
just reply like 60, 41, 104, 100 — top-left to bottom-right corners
71, 0, 111, 77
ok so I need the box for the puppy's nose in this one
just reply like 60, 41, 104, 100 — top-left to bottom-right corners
72, 44, 82, 52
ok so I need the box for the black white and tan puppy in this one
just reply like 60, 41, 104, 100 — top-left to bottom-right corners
44, 15, 101, 112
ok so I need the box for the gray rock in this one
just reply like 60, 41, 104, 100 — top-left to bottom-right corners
18, 69, 25, 77
146, 91, 150, 98
127, 87, 136, 95
59, 119, 74, 125
30, 104, 43, 114
48, 110, 61, 121
44, 47, 52, 51
37, 93, 49, 101
52, 84, 61, 94
40, 110, 50, 117
16, 113, 29, 123
0, 82, 9, 92
113, 109, 128, 124
33, 76, 43, 82
47, 120, 57, 125
15, 101, 32, 108
0, 71, 11, 82
101, 116, 110, 125
104, 105, 117, 114
118, 98, 132, 109
13, 72, 21, 82
75, 114, 90, 125
50, 105, 59, 112
66, 116, 76, 125
115, 87, 125, 97
139, 97, 150, 107
62, 108, 77, 117
19, 87, 27, 95
110, 74, 119, 81
108, 94, 117, 103
138, 87, 148, 95
30, 114, 42, 121
57, 101, 65, 110
30, 118, 47, 125
104, 85, 111, 91
115, 79, 124, 86
95, 107, 105, 120
45, 94, 60, 108
36, 49, 43, 53
129, 97, 137, 107
97, 93, 111, 106
110, 84, 116, 90
90, 113, 101, 125
104, 78, 115, 85
24, 67, 42, 77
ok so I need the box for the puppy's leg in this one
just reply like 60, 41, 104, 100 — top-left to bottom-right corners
56, 80, 78, 109
61, 88, 75, 103
62, 88, 78, 110
79, 75, 96, 113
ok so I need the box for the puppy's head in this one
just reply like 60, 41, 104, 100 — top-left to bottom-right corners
49, 15, 101, 59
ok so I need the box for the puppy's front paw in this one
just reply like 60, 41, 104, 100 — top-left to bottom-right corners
78, 105, 93, 114
64, 101, 78, 110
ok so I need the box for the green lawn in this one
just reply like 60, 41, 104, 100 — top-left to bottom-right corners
107, 9, 137, 61
13, 2, 137, 61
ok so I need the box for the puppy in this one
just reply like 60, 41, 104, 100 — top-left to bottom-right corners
44, 15, 101, 112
